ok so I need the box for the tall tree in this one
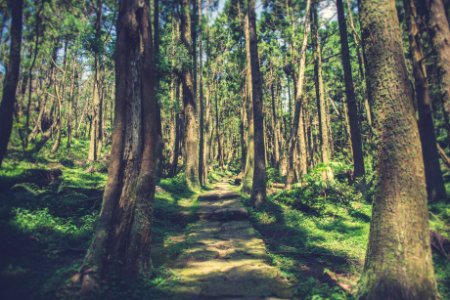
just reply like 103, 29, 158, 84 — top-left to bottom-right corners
357, 0, 438, 299
336, 0, 365, 182
0, 0, 23, 167
248, 0, 266, 206
88, 0, 103, 162
311, 0, 333, 181
242, 0, 254, 193
286, 0, 311, 188
153, 0, 164, 178
180, 0, 200, 189
415, 0, 450, 126
405, 0, 446, 202
79, 0, 157, 290
198, 0, 206, 185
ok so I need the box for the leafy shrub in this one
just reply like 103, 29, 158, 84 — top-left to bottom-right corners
271, 164, 365, 216
159, 172, 190, 195
11, 208, 96, 248
266, 167, 284, 186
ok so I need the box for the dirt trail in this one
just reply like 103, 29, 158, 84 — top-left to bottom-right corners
166, 182, 293, 299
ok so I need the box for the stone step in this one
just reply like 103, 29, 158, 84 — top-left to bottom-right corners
197, 207, 249, 222
198, 191, 240, 201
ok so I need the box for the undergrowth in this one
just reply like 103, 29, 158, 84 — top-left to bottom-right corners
1, 155, 449, 299
0, 155, 199, 299
243, 162, 450, 300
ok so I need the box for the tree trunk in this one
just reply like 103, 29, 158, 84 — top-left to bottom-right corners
240, 96, 247, 173
180, 0, 200, 189
405, 0, 446, 202
416, 0, 450, 123
24, 4, 42, 148
88, 0, 103, 162
336, 0, 365, 182
153, 0, 164, 178
198, 0, 206, 185
51, 85, 63, 153
214, 92, 222, 167
248, 0, 266, 206
67, 62, 76, 149
286, 0, 311, 188
0, 0, 23, 167
270, 82, 280, 170
311, 0, 333, 181
357, 0, 438, 299
51, 40, 69, 154
345, 0, 373, 127
242, 1, 254, 193
170, 111, 182, 177
80, 0, 157, 290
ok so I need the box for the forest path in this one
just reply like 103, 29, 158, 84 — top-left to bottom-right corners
165, 182, 293, 299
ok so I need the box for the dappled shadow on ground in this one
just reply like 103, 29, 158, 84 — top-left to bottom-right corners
154, 184, 293, 300
0, 163, 199, 300
0, 164, 105, 299
245, 196, 364, 297
159, 219, 293, 299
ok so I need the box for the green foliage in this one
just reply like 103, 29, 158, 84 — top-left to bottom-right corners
295, 276, 351, 300
242, 164, 373, 299
159, 172, 192, 196
242, 160, 450, 299
0, 151, 204, 299
273, 163, 365, 216
12, 207, 96, 247
266, 166, 284, 186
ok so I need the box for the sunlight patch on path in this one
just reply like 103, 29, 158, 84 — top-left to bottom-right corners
166, 182, 293, 299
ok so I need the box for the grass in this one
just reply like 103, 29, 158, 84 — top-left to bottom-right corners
0, 153, 201, 299
241, 164, 450, 300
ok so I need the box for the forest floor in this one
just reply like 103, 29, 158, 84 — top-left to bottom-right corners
159, 182, 293, 299
0, 156, 449, 299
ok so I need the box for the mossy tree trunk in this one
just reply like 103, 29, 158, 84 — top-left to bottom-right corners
248, 0, 266, 206
311, 0, 333, 181
286, 0, 311, 188
88, 0, 103, 162
405, 0, 446, 202
242, 0, 254, 193
198, 0, 207, 185
79, 0, 157, 291
153, 0, 164, 179
336, 0, 365, 182
180, 0, 200, 189
0, 0, 23, 167
357, 0, 438, 299
415, 0, 450, 129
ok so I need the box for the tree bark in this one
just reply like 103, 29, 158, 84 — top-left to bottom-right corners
286, 0, 311, 188
405, 0, 446, 202
67, 62, 77, 149
311, 0, 333, 181
357, 0, 438, 299
80, 0, 157, 290
345, 0, 373, 127
88, 0, 103, 162
270, 82, 280, 170
153, 0, 164, 178
248, 0, 266, 206
242, 0, 254, 193
0, 0, 23, 167
180, 0, 200, 189
198, 0, 206, 184
416, 0, 450, 123
336, 0, 365, 182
